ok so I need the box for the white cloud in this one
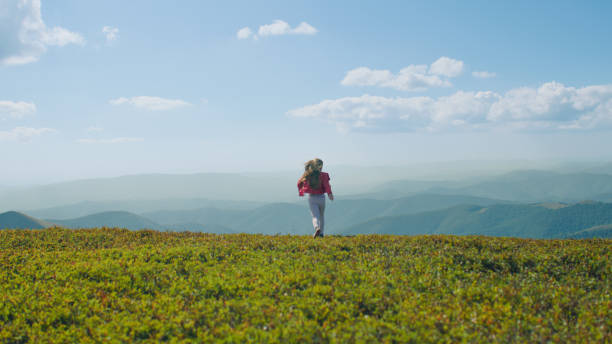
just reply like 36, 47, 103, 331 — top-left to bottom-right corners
291, 22, 318, 35
258, 20, 292, 36
76, 137, 144, 144
0, 126, 56, 141
239, 20, 318, 40
0, 0, 84, 66
236, 27, 253, 40
487, 82, 612, 125
102, 26, 119, 42
342, 65, 451, 91
341, 67, 394, 87
0, 101, 36, 119
288, 82, 612, 132
41, 26, 83, 46
429, 57, 464, 77
341, 58, 464, 91
472, 71, 496, 79
109, 96, 191, 111
287, 94, 433, 133
430, 91, 499, 126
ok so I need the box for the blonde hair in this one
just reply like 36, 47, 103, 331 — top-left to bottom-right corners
300, 158, 323, 189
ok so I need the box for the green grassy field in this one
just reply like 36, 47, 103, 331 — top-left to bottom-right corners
0, 228, 610, 343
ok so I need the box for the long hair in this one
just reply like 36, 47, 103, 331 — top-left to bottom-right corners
300, 158, 323, 189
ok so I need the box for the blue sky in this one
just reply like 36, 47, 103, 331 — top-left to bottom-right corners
2, 0, 612, 184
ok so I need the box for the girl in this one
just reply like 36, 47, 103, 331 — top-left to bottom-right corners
297, 158, 334, 238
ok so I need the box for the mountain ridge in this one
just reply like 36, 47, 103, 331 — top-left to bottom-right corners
343, 201, 612, 238
0, 211, 54, 229
49, 211, 161, 230
368, 170, 612, 202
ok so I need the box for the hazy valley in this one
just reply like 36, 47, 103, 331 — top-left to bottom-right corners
2, 164, 612, 239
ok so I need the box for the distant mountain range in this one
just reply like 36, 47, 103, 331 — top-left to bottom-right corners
592, 193, 612, 203
25, 198, 265, 220
46, 211, 235, 233
0, 194, 508, 234
568, 224, 612, 239
49, 211, 161, 230
342, 201, 612, 238
2, 195, 611, 238
0, 173, 297, 211
365, 170, 612, 202
4, 168, 612, 213
141, 194, 508, 235
582, 162, 612, 175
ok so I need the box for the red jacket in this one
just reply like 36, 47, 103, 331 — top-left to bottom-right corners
298, 172, 332, 196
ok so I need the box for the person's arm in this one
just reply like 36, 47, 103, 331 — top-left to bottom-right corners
297, 179, 304, 197
323, 174, 334, 200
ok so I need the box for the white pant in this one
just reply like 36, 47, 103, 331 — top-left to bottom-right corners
308, 194, 326, 235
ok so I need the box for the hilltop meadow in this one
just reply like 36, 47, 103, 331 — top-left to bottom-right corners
4, 0, 612, 341
1, 228, 609, 343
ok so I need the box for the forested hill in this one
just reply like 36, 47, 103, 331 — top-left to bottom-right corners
343, 201, 612, 238
3, 199, 612, 239
142, 194, 508, 235
0, 211, 53, 229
